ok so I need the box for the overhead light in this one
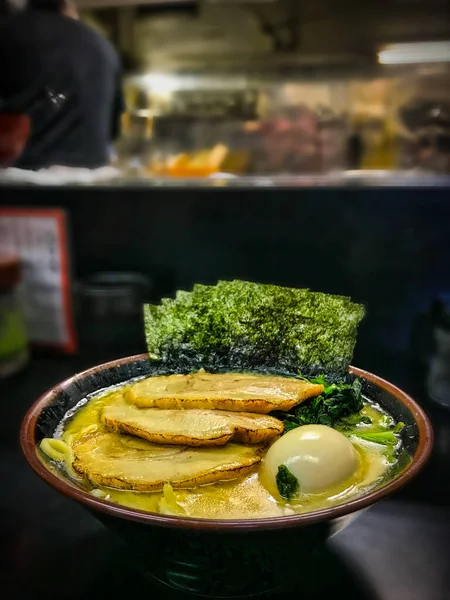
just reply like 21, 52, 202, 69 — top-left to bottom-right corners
141, 74, 178, 95
378, 42, 450, 64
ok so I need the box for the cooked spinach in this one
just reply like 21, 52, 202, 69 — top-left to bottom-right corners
276, 465, 299, 500
393, 421, 405, 434
278, 376, 364, 431
354, 431, 398, 445
353, 422, 404, 446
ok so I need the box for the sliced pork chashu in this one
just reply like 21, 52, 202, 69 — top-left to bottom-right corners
125, 371, 323, 414
72, 430, 262, 492
102, 401, 284, 446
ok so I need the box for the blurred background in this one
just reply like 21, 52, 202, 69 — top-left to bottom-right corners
1, 0, 450, 177
85, 0, 450, 177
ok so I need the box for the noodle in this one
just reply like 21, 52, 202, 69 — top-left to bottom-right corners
40, 437, 83, 482
40, 438, 69, 462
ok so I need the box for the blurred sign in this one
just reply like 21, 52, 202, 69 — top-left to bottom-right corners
0, 208, 76, 353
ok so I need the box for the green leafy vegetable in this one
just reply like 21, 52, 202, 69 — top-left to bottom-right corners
379, 414, 395, 429
283, 419, 303, 433
276, 465, 299, 500
393, 421, 405, 434
354, 421, 404, 447
338, 413, 372, 430
143, 281, 365, 375
279, 377, 364, 430
354, 431, 398, 445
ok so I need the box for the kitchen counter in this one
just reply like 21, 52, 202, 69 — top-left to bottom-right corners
1, 171, 450, 187
1, 353, 450, 600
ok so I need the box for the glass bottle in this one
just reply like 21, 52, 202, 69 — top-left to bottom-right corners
0, 255, 29, 377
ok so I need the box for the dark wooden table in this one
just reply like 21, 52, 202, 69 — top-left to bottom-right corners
2, 353, 450, 600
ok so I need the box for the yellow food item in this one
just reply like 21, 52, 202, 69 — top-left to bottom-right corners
102, 401, 283, 446
72, 429, 262, 492
125, 372, 323, 414
39, 377, 399, 520
39, 437, 82, 482
263, 425, 359, 496
40, 438, 70, 462
159, 483, 187, 515
167, 144, 229, 177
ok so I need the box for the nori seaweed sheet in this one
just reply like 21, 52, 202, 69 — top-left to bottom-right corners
144, 280, 365, 377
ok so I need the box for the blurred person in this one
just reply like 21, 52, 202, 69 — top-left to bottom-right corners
0, 0, 123, 168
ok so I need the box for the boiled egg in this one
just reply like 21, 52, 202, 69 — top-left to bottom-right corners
263, 424, 359, 497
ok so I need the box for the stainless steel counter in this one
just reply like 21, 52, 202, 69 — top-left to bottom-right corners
1, 169, 450, 188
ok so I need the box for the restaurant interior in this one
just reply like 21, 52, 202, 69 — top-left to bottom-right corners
69, 0, 450, 177
1, 2, 450, 600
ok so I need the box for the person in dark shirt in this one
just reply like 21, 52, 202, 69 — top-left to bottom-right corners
0, 0, 123, 168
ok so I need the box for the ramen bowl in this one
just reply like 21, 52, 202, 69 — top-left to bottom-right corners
20, 354, 433, 598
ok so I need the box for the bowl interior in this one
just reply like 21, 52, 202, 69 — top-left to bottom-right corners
22, 355, 433, 530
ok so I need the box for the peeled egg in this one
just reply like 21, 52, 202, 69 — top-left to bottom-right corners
263, 424, 359, 496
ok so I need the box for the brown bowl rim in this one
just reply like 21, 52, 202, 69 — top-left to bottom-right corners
20, 354, 433, 531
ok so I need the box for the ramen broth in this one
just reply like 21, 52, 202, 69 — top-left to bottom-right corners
40, 380, 408, 520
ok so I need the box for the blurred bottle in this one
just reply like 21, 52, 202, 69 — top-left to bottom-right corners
0, 255, 28, 377
360, 118, 397, 170
347, 125, 364, 170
